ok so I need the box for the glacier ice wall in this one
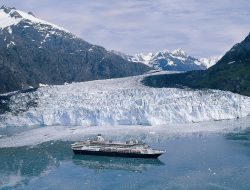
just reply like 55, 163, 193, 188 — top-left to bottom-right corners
1, 74, 250, 127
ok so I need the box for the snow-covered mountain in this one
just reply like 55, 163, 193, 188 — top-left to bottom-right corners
1, 72, 249, 127
114, 49, 220, 71
143, 33, 250, 97
199, 57, 221, 68
0, 6, 150, 94
0, 5, 67, 31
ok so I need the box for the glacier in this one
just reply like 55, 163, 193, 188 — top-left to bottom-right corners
1, 72, 250, 128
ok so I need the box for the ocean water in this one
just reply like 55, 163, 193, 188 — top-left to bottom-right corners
0, 128, 250, 190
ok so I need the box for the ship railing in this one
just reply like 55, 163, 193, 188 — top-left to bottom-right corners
99, 148, 141, 154
88, 141, 145, 146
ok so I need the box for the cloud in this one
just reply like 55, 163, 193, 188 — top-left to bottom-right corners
2, 0, 250, 57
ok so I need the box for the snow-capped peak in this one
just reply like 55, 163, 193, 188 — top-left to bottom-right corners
171, 48, 188, 57
136, 52, 154, 64
0, 6, 20, 29
132, 49, 205, 71
162, 49, 170, 54
113, 48, 221, 71
0, 5, 68, 32
199, 57, 221, 68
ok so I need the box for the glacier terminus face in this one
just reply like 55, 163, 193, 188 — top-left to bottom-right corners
1, 72, 250, 128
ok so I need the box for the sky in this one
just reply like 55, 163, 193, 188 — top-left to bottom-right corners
1, 0, 250, 58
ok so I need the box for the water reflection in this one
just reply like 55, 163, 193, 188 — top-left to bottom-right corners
225, 128, 250, 146
0, 141, 164, 189
72, 155, 164, 172
0, 141, 72, 189
2, 126, 250, 190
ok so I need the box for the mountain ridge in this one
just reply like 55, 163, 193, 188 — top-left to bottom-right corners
113, 49, 220, 71
143, 33, 250, 96
0, 6, 151, 94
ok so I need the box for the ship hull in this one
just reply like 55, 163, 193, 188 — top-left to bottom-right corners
73, 149, 162, 159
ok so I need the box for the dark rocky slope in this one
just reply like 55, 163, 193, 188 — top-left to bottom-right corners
0, 6, 151, 94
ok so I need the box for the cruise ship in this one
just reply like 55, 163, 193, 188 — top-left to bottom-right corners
71, 134, 165, 158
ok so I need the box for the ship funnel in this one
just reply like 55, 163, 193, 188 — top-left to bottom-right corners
96, 134, 104, 141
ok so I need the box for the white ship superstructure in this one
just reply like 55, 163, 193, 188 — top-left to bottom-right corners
71, 135, 165, 158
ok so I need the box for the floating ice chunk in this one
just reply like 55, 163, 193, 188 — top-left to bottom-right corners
39, 83, 49, 87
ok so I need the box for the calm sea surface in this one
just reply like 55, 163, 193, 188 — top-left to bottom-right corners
1, 127, 250, 190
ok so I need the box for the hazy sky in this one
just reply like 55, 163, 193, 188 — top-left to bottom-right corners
2, 0, 250, 57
